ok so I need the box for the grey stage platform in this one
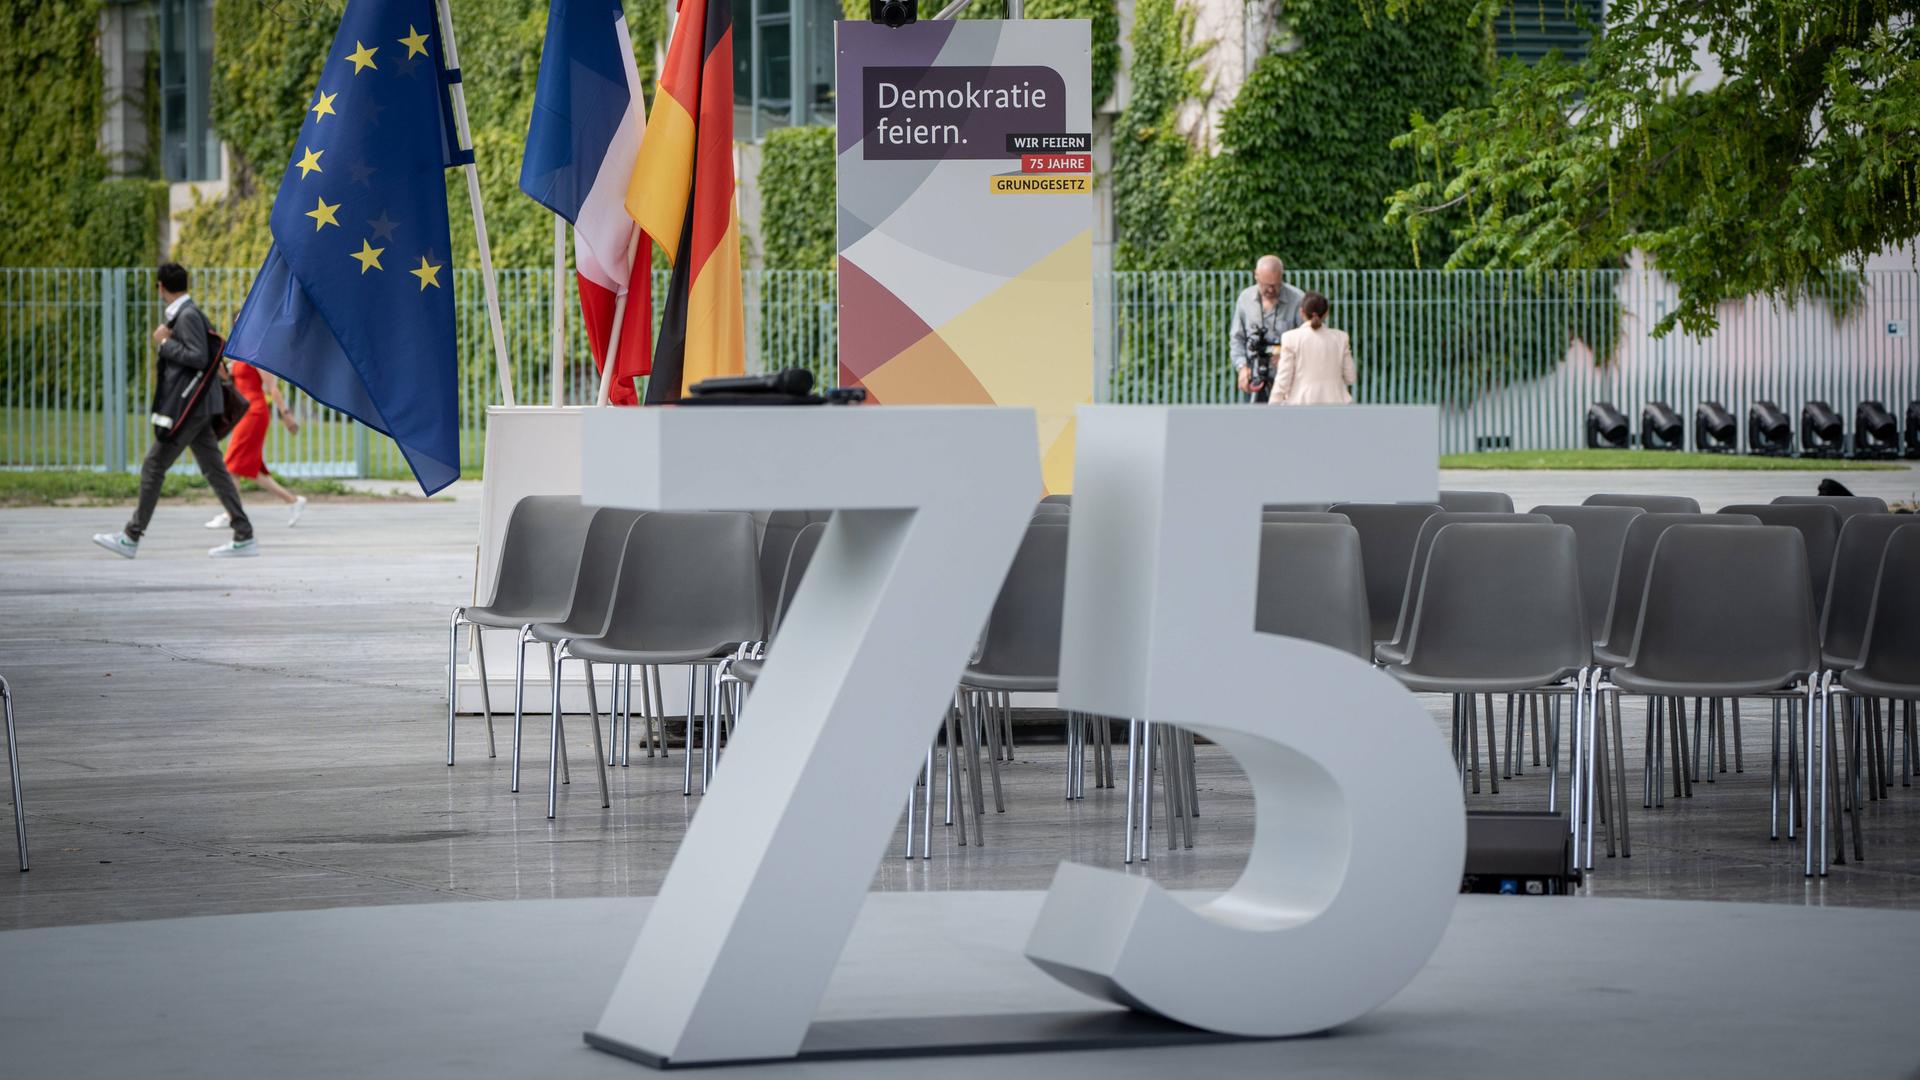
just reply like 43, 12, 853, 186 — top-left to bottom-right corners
1, 891, 1914, 1078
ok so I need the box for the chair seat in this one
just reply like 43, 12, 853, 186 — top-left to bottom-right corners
565, 639, 736, 667
1374, 641, 1408, 666
466, 603, 571, 629
729, 658, 763, 684
528, 620, 600, 645
1387, 667, 1583, 696
959, 671, 1057, 693
1821, 650, 1859, 672
1608, 669, 1810, 699
1592, 644, 1627, 668
1838, 670, 1920, 701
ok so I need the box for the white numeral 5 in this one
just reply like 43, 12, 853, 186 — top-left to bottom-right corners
1030, 405, 1463, 1035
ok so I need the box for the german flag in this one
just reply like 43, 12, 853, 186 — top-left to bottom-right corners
626, 0, 743, 403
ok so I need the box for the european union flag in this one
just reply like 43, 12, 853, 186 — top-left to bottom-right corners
228, 0, 467, 494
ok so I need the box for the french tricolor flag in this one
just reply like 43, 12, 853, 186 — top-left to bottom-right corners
520, 0, 650, 405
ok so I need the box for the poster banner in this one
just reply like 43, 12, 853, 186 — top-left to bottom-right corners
835, 19, 1093, 492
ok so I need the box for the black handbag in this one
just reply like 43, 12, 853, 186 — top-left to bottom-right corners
208, 333, 251, 441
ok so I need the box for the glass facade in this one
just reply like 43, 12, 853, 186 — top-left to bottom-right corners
733, 0, 839, 139
157, 0, 218, 182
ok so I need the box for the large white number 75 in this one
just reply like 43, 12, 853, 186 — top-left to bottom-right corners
578, 403, 1463, 1065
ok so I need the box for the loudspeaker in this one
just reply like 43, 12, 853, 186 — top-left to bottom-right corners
1586, 401, 1629, 449
1461, 811, 1575, 896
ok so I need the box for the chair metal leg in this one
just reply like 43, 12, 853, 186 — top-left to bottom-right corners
1466, 694, 1482, 794
1732, 697, 1744, 772
2, 677, 25, 872
1770, 696, 1783, 840
683, 666, 697, 796
1608, 687, 1631, 858
582, 660, 611, 809
976, 693, 1005, 812
922, 746, 934, 858
446, 609, 463, 766
945, 701, 970, 847
470, 623, 495, 759
511, 627, 532, 793
1123, 718, 1139, 864
1484, 694, 1500, 794
547, 649, 566, 819
1139, 719, 1154, 861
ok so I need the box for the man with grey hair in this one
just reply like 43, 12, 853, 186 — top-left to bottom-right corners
1229, 254, 1305, 402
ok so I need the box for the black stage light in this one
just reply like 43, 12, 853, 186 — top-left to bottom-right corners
1907, 401, 1920, 460
1585, 401, 1630, 449
870, 0, 917, 26
1800, 400, 1844, 458
1694, 400, 1737, 452
1640, 400, 1683, 451
1853, 400, 1899, 459
1748, 400, 1792, 456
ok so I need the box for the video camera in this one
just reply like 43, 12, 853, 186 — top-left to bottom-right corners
1245, 328, 1278, 398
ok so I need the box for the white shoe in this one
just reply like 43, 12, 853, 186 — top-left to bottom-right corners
205, 511, 230, 529
209, 538, 260, 558
288, 496, 307, 527
91, 532, 138, 559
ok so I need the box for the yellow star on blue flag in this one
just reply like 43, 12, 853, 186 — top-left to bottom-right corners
227, 0, 469, 495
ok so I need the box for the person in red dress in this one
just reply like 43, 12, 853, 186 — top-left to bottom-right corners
207, 361, 309, 528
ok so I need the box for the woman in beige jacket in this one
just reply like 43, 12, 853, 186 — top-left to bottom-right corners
1267, 291, 1355, 405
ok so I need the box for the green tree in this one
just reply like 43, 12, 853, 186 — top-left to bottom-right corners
1157, 0, 1491, 271
760, 126, 838, 270
1384, 0, 1920, 335
1110, 0, 1204, 271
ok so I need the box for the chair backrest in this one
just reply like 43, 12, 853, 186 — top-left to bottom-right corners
1772, 494, 1889, 520
1718, 503, 1843, 611
1327, 502, 1442, 643
598, 512, 764, 653
1584, 492, 1701, 514
769, 522, 826, 633
1856, 527, 1920, 689
1040, 494, 1073, 505
545, 509, 647, 639
972, 521, 1071, 679
1625, 525, 1818, 686
486, 495, 597, 612
758, 511, 829, 635
1260, 510, 1349, 525
1386, 512, 1550, 650
1264, 502, 1333, 513
1398, 523, 1589, 682
1437, 490, 1514, 513
1531, 504, 1644, 641
1820, 515, 1920, 665
1254, 522, 1372, 658
1599, 513, 1759, 657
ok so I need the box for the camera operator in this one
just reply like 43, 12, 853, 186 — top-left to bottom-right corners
1229, 254, 1305, 402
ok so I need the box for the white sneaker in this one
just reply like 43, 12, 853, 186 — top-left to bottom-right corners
209, 538, 260, 558
288, 496, 308, 527
91, 532, 139, 559
205, 511, 230, 529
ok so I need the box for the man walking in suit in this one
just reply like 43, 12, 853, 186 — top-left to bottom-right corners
93, 262, 256, 559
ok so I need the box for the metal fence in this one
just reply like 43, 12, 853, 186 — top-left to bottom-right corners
4, 266, 1916, 475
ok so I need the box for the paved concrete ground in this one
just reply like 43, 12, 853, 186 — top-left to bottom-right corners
1, 466, 1917, 931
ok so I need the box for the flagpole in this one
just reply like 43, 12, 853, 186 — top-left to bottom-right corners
434, 0, 517, 408
596, 231, 643, 406
551, 216, 566, 406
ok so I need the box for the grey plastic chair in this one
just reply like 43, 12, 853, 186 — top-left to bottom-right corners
513, 509, 647, 797
1773, 494, 1889, 521
1260, 511, 1349, 525
1593, 513, 1759, 669
1438, 490, 1515, 513
1255, 522, 1371, 658
1720, 503, 1843, 611
1328, 502, 1442, 644
729, 521, 827, 688
1375, 512, 1550, 666
1819, 516, 1920, 670
1385, 524, 1597, 845
556, 511, 763, 807
1600, 525, 1823, 871
448, 495, 598, 766
1264, 502, 1333, 513
756, 511, 829, 637
960, 521, 1072, 824
2, 675, 24, 871
1532, 505, 1644, 642
1829, 528, 1920, 832
1584, 493, 1701, 514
